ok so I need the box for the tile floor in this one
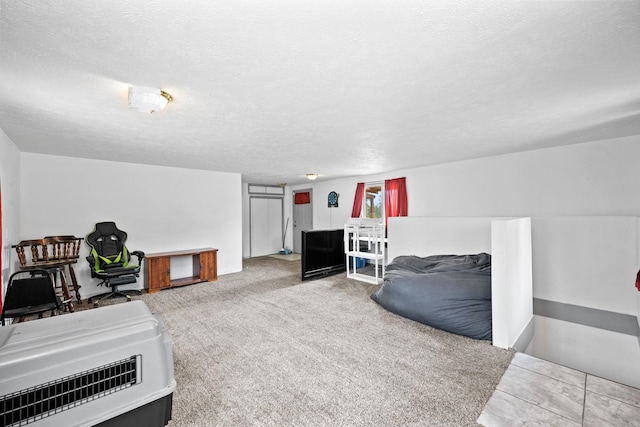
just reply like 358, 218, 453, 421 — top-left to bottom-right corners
478, 352, 640, 426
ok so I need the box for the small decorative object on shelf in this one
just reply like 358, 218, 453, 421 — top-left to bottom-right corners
328, 191, 339, 207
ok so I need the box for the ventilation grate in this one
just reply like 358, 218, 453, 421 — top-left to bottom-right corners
0, 355, 140, 427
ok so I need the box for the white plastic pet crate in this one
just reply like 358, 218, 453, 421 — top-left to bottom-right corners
0, 301, 175, 427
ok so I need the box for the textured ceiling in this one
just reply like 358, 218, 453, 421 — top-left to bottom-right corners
1, 1, 639, 185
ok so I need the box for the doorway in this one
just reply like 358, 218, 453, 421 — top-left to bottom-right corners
292, 190, 313, 253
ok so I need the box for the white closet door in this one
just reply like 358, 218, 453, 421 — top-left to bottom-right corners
250, 197, 283, 257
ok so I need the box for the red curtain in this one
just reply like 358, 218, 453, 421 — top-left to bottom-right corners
384, 177, 408, 228
294, 192, 311, 204
351, 183, 365, 217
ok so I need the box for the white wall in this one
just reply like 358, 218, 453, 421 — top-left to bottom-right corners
291, 135, 640, 229
0, 130, 21, 287
405, 137, 640, 218
289, 174, 375, 235
532, 216, 640, 315
18, 153, 243, 298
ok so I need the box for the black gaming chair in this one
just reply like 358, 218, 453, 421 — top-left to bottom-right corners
85, 222, 145, 306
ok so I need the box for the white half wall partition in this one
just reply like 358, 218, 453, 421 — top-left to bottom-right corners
387, 216, 533, 350
491, 218, 533, 350
387, 217, 493, 261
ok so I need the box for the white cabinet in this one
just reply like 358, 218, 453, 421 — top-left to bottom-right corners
344, 218, 387, 284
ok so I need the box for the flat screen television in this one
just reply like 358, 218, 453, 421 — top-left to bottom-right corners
301, 229, 345, 280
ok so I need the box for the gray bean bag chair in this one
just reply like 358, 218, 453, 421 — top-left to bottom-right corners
371, 253, 492, 340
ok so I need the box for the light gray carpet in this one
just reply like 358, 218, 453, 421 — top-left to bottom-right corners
267, 253, 301, 261
134, 256, 513, 426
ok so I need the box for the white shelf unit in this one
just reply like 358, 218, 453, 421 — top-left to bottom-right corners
344, 218, 387, 284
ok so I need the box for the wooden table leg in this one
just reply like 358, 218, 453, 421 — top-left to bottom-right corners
66, 264, 82, 303
58, 269, 74, 313
49, 268, 74, 313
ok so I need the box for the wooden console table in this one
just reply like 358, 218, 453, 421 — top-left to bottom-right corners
145, 248, 218, 294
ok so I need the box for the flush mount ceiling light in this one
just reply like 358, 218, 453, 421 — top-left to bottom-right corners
128, 86, 173, 113
305, 173, 319, 180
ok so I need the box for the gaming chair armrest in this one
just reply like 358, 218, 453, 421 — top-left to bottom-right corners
131, 250, 145, 263
86, 255, 96, 267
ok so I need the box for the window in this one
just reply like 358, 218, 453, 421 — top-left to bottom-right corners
363, 183, 383, 219
351, 178, 407, 224
248, 184, 285, 195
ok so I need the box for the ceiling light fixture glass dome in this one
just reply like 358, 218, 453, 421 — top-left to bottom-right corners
128, 86, 173, 113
